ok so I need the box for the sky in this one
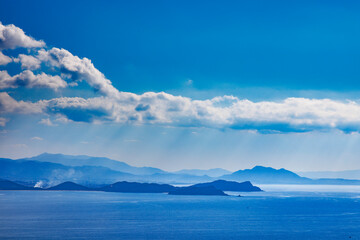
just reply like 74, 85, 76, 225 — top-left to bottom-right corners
1, 0, 360, 172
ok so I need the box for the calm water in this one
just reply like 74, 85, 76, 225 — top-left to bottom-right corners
1, 185, 360, 240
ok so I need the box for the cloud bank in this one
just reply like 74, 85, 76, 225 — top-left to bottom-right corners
1, 22, 360, 133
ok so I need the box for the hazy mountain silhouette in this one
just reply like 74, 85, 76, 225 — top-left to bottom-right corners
0, 156, 215, 185
20, 153, 222, 183
221, 166, 360, 185
0, 157, 136, 185
22, 153, 165, 175
173, 168, 231, 177
47, 181, 90, 191
2, 154, 360, 185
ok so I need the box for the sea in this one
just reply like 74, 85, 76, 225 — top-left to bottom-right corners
1, 185, 360, 240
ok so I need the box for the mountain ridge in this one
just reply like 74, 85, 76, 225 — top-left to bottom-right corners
22, 153, 166, 176
1, 154, 360, 185
173, 168, 231, 177
222, 165, 311, 184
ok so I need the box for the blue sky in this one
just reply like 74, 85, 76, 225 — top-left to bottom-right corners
1, 0, 360, 171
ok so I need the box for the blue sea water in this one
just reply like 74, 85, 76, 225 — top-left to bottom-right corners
0, 185, 360, 240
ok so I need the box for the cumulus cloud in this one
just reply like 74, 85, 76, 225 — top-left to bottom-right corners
2, 90, 360, 133
14, 54, 41, 70
0, 70, 67, 90
1, 22, 360, 133
0, 22, 45, 49
37, 48, 119, 97
0, 51, 12, 65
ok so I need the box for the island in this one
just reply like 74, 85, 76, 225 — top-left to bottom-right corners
0, 179, 262, 196
0, 179, 34, 190
191, 179, 262, 192
100, 181, 176, 193
168, 186, 228, 196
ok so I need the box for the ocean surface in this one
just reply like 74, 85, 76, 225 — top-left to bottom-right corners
1, 185, 360, 240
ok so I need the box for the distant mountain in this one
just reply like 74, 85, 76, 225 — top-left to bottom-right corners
22, 153, 165, 175
3, 153, 360, 186
222, 166, 312, 184
191, 180, 262, 192
168, 186, 227, 196
297, 170, 360, 180
0, 157, 216, 185
222, 166, 360, 185
47, 181, 90, 191
21, 153, 226, 181
173, 168, 231, 177
0, 179, 34, 190
0, 157, 136, 186
101, 181, 176, 193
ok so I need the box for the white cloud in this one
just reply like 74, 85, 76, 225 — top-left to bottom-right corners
37, 48, 119, 97
2, 90, 360, 133
31, 136, 43, 141
40, 94, 360, 132
14, 54, 41, 70
2, 22, 360, 133
0, 51, 12, 65
0, 92, 44, 114
0, 22, 45, 49
39, 118, 57, 126
0, 117, 8, 127
0, 70, 67, 90
54, 115, 71, 123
